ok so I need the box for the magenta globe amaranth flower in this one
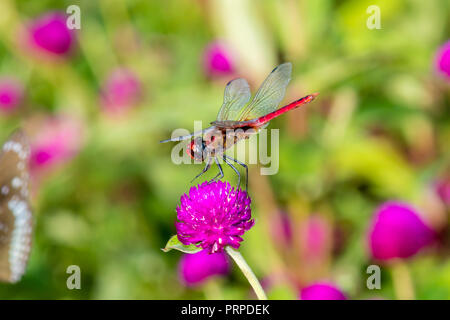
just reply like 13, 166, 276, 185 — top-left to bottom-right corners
179, 250, 230, 286
176, 181, 254, 253
203, 41, 235, 77
27, 12, 75, 57
368, 201, 435, 261
100, 68, 142, 114
300, 282, 347, 300
0, 77, 23, 113
435, 40, 450, 78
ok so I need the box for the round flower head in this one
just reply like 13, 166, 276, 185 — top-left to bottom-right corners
176, 181, 254, 253
435, 40, 450, 78
0, 77, 23, 113
27, 12, 75, 57
178, 250, 230, 286
203, 41, 235, 77
368, 201, 435, 261
300, 282, 347, 300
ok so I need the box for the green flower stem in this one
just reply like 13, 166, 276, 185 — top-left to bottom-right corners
391, 260, 415, 300
225, 246, 268, 300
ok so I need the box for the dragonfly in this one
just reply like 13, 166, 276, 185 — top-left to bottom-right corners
160, 62, 318, 190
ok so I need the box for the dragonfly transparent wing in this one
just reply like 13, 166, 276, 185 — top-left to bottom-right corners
237, 62, 292, 121
216, 78, 251, 121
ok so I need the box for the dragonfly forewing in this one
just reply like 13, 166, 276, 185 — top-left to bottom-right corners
216, 78, 251, 121
237, 62, 292, 121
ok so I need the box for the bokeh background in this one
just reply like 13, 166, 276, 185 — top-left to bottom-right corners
0, 0, 449, 299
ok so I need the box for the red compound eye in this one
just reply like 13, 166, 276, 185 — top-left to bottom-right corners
186, 140, 196, 159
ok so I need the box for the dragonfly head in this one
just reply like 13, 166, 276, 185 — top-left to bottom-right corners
187, 137, 206, 161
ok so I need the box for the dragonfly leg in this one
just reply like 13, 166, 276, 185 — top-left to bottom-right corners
212, 172, 220, 180
191, 158, 212, 183
223, 156, 241, 189
212, 157, 224, 181
224, 155, 248, 191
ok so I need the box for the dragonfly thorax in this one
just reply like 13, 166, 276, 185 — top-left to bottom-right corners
186, 127, 254, 163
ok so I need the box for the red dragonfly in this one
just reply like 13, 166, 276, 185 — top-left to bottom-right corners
160, 62, 318, 190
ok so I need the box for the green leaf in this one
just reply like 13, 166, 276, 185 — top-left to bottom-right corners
162, 235, 202, 254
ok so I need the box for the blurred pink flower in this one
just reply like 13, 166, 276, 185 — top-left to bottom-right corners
178, 250, 230, 286
27, 12, 75, 57
270, 211, 293, 247
299, 215, 331, 261
100, 69, 142, 114
0, 77, 23, 113
203, 41, 235, 77
368, 201, 435, 261
300, 282, 347, 300
29, 115, 85, 173
435, 40, 450, 78
435, 177, 450, 206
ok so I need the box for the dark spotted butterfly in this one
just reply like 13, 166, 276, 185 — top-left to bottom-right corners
0, 130, 33, 283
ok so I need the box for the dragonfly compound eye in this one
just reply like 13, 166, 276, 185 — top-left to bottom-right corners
187, 138, 205, 161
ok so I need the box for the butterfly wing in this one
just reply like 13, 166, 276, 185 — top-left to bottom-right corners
236, 62, 292, 122
216, 78, 251, 121
0, 130, 32, 283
